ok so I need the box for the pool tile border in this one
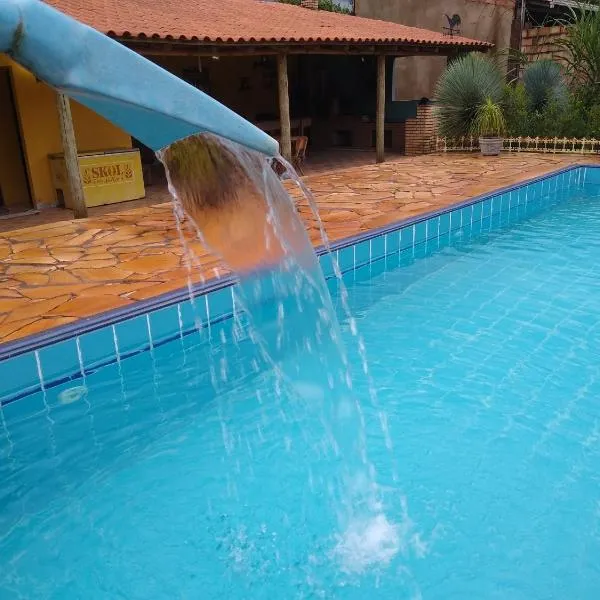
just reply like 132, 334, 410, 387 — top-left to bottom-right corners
1, 163, 598, 405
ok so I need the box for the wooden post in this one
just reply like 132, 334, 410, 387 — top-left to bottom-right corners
56, 92, 87, 218
376, 54, 386, 164
277, 54, 292, 162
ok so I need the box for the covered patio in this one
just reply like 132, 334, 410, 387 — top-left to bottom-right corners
44, 0, 489, 181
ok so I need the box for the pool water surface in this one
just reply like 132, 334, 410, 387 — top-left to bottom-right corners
2, 173, 600, 598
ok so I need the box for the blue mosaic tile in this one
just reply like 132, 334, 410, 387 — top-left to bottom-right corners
585, 167, 600, 185
481, 198, 492, 220
149, 305, 180, 345
399, 247, 415, 266
385, 251, 400, 270
115, 315, 149, 355
385, 231, 400, 255
326, 275, 340, 298
79, 326, 115, 370
472, 202, 483, 223
353, 262, 372, 283
178, 299, 203, 332
208, 286, 234, 322
370, 235, 386, 261
369, 257, 387, 278
354, 240, 371, 266
319, 252, 335, 279
0, 352, 40, 402
400, 225, 414, 250
460, 206, 471, 227
337, 246, 355, 273
470, 220, 482, 238
2, 389, 45, 423
426, 216, 440, 241
39, 339, 80, 383
414, 221, 427, 245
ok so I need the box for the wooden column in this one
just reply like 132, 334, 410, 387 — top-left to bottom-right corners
56, 92, 87, 218
376, 54, 386, 164
277, 54, 292, 162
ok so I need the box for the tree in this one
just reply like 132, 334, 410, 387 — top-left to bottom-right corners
277, 0, 352, 14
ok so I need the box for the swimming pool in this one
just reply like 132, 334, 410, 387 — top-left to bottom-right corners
2, 165, 600, 598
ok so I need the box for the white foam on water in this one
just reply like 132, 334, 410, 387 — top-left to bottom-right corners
333, 513, 400, 574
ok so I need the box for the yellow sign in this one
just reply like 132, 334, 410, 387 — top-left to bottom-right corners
81, 161, 135, 186
49, 149, 145, 208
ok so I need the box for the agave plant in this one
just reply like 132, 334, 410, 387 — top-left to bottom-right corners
471, 98, 507, 138
435, 53, 505, 137
522, 60, 568, 113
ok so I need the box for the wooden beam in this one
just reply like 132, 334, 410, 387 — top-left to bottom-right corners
56, 92, 87, 218
376, 54, 385, 164
277, 53, 292, 162
126, 40, 484, 58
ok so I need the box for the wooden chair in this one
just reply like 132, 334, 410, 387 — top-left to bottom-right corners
292, 135, 308, 175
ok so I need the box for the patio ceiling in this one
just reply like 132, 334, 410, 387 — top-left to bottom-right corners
44, 0, 492, 56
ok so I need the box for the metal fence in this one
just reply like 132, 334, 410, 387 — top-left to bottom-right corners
435, 136, 600, 155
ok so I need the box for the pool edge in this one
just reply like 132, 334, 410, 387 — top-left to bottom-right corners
0, 162, 596, 364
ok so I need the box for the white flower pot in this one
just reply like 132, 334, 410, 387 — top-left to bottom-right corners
479, 137, 503, 156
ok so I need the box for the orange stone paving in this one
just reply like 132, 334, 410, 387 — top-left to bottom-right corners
1, 153, 597, 344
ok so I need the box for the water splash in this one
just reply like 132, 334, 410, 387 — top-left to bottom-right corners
158, 133, 398, 572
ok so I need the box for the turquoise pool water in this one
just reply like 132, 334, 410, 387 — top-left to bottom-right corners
3, 174, 600, 598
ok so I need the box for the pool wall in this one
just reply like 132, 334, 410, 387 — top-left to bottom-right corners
1, 164, 599, 404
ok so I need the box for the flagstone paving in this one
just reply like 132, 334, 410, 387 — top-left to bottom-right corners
1, 153, 597, 343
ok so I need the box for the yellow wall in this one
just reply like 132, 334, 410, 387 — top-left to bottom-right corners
0, 54, 132, 207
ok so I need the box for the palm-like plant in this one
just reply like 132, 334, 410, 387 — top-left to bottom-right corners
522, 59, 568, 113
435, 53, 505, 137
556, 5, 600, 101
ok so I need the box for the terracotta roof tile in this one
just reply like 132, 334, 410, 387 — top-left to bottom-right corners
44, 0, 491, 48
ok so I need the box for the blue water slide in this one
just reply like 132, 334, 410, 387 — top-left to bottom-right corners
0, 0, 279, 156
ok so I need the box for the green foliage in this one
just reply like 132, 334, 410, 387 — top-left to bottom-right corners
276, 0, 351, 13
435, 53, 504, 137
556, 6, 600, 103
471, 98, 506, 137
502, 88, 595, 138
522, 60, 567, 112
503, 84, 529, 135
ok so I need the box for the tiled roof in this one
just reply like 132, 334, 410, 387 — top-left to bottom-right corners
44, 0, 491, 48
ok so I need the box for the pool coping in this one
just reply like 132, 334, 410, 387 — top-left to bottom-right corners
1, 162, 597, 362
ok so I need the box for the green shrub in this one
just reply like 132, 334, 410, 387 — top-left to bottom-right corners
522, 60, 567, 113
503, 83, 529, 136
587, 104, 600, 138
435, 53, 504, 137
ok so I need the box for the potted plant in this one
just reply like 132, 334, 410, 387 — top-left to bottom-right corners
435, 53, 505, 149
472, 97, 506, 156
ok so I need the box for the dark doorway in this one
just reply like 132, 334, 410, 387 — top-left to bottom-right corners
0, 67, 32, 213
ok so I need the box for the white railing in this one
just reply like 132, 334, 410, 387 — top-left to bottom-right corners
435, 136, 600, 155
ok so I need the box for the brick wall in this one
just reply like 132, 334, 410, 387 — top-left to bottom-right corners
300, 0, 319, 9
521, 25, 570, 65
405, 104, 437, 156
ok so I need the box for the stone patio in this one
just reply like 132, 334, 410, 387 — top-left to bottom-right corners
1, 153, 596, 343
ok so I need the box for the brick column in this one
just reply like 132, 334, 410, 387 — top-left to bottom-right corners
405, 104, 437, 156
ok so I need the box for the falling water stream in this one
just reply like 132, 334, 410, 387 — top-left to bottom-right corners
158, 133, 400, 573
